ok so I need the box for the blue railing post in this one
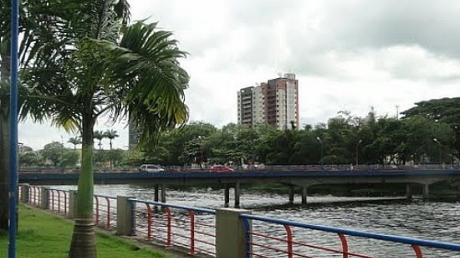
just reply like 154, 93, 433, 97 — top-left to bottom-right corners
242, 217, 252, 258
129, 199, 136, 236
8, 0, 20, 257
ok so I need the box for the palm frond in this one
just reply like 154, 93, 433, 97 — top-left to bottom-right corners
92, 21, 190, 149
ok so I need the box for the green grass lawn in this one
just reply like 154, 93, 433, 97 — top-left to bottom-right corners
0, 205, 171, 258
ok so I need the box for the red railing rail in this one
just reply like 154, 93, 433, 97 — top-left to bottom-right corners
48, 189, 68, 215
28, 185, 41, 206
132, 200, 216, 256
19, 185, 460, 257
93, 194, 116, 230
241, 213, 460, 258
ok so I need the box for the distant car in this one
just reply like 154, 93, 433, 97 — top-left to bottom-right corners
209, 165, 234, 172
139, 164, 165, 173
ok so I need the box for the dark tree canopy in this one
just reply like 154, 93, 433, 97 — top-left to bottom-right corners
401, 97, 460, 125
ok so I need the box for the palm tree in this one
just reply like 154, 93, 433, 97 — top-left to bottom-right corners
0, 9, 13, 231
104, 129, 119, 150
0, 0, 80, 230
93, 130, 105, 150
104, 129, 119, 169
20, 1, 189, 257
0, 81, 10, 231
68, 136, 82, 150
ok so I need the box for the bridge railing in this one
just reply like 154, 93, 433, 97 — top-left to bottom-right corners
17, 163, 460, 174
18, 184, 460, 258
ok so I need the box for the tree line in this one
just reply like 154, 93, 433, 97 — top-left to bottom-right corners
134, 100, 460, 167
19, 129, 122, 168
21, 98, 459, 169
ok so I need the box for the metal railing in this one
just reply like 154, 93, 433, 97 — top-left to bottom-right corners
28, 185, 41, 206
240, 213, 460, 258
48, 188, 69, 215
94, 194, 117, 230
19, 185, 460, 257
132, 200, 216, 256
17, 163, 460, 174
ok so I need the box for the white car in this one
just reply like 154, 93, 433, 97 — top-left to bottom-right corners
139, 164, 165, 173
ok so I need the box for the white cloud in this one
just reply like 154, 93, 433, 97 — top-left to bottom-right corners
16, 0, 460, 150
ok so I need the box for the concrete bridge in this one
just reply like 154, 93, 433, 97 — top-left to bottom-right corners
19, 169, 460, 207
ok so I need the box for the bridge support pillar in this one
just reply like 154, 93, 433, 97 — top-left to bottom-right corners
457, 186, 460, 199
234, 182, 240, 208
154, 185, 159, 202
224, 184, 230, 208
288, 185, 295, 205
406, 184, 412, 200
423, 184, 430, 199
301, 186, 308, 204
160, 184, 166, 203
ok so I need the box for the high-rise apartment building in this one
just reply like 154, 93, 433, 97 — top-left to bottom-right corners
237, 73, 299, 130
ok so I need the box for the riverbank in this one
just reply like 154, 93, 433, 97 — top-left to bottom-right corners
0, 205, 172, 258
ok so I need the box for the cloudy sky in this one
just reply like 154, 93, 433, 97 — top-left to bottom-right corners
19, 0, 460, 150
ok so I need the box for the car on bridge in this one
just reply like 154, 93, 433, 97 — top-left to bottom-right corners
139, 164, 165, 173
209, 165, 234, 173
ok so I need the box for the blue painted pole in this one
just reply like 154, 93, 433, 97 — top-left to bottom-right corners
8, 0, 20, 257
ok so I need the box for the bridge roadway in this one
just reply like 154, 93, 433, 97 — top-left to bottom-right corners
19, 169, 460, 207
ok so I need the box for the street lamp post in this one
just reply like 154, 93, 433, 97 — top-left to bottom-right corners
316, 137, 323, 168
356, 139, 363, 166
433, 138, 442, 168
198, 136, 204, 169
455, 125, 460, 165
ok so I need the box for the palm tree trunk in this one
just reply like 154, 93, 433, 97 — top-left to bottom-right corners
68, 114, 97, 258
0, 37, 11, 231
0, 108, 9, 231
109, 140, 113, 169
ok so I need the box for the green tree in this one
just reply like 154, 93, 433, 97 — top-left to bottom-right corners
68, 136, 82, 150
402, 97, 460, 161
106, 149, 125, 167
0, 81, 10, 230
93, 130, 105, 150
60, 150, 79, 168
41, 141, 64, 167
104, 129, 119, 150
1, 0, 85, 230
103, 129, 119, 169
18, 152, 41, 167
21, 2, 189, 257
0, 9, 12, 232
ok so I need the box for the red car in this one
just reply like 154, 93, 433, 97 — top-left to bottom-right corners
209, 165, 234, 172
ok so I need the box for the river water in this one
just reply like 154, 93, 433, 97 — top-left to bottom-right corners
55, 184, 460, 257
